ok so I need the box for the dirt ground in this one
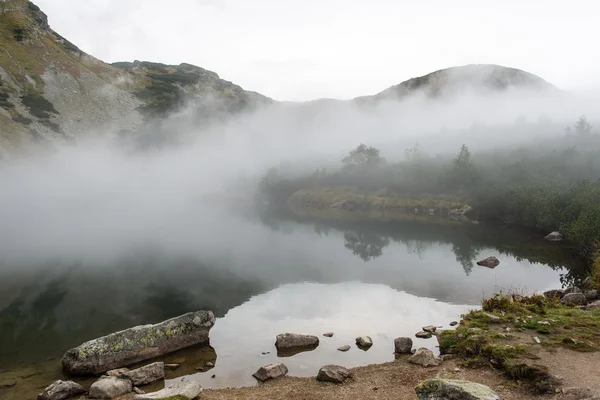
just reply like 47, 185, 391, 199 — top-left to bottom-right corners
202, 350, 600, 400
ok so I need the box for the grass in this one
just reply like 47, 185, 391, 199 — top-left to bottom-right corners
439, 293, 600, 393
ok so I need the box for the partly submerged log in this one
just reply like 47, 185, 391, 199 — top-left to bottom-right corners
62, 311, 215, 375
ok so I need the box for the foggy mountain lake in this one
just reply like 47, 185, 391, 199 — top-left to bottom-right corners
0, 212, 584, 398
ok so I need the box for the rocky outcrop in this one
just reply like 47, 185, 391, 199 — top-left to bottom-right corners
62, 311, 215, 375
132, 381, 202, 400
561, 292, 587, 306
275, 333, 319, 350
316, 365, 353, 384
415, 379, 499, 400
252, 363, 288, 382
476, 256, 500, 268
409, 348, 442, 367
545, 231, 563, 241
394, 337, 413, 354
37, 380, 85, 400
89, 376, 132, 399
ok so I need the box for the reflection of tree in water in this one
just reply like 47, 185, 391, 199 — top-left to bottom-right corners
451, 242, 480, 276
404, 240, 431, 259
344, 231, 390, 261
314, 223, 331, 237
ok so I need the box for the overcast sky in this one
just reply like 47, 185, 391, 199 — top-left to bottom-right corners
36, 0, 598, 101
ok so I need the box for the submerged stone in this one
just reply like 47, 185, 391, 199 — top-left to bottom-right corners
415, 379, 500, 400
62, 311, 215, 375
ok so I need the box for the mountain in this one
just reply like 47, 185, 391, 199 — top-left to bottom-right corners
354, 64, 559, 104
0, 0, 270, 153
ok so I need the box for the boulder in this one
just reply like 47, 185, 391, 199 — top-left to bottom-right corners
415, 379, 500, 400
545, 231, 563, 241
585, 290, 599, 301
337, 345, 351, 352
409, 348, 442, 367
316, 365, 353, 384
62, 311, 215, 375
37, 380, 85, 400
394, 337, 413, 354
543, 289, 565, 299
564, 286, 582, 295
355, 336, 373, 349
476, 256, 499, 268
89, 376, 132, 399
585, 300, 600, 311
252, 363, 288, 382
132, 381, 202, 399
275, 333, 319, 349
121, 362, 165, 386
415, 331, 433, 339
561, 292, 587, 306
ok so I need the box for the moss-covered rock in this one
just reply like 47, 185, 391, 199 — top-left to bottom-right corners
415, 379, 499, 400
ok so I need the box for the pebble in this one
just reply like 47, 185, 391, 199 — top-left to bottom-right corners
337, 345, 351, 352
533, 337, 541, 344
449, 321, 458, 326
323, 332, 334, 337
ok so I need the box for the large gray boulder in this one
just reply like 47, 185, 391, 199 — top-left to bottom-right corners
394, 337, 413, 354
37, 380, 85, 400
89, 376, 132, 399
316, 365, 353, 383
132, 380, 202, 399
275, 333, 319, 349
409, 348, 442, 367
561, 292, 587, 306
117, 362, 165, 386
415, 379, 500, 400
252, 363, 288, 382
62, 311, 215, 375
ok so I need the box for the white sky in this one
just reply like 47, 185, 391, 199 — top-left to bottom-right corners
35, 0, 599, 101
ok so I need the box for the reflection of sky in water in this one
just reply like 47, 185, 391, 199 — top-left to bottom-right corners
178, 282, 472, 389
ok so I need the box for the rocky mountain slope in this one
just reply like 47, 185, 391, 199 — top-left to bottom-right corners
0, 0, 270, 153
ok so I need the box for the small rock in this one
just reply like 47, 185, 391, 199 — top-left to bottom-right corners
337, 345, 351, 352
415, 331, 433, 339
164, 364, 180, 370
323, 332, 334, 337
133, 387, 145, 395
484, 313, 501, 321
543, 289, 565, 299
476, 256, 500, 268
275, 333, 319, 349
561, 292, 587, 306
205, 362, 214, 368
533, 337, 541, 344
449, 321, 458, 326
453, 368, 460, 373
211, 375, 216, 378
415, 378, 500, 400
355, 336, 373, 349
132, 381, 202, 400
409, 348, 442, 367
538, 321, 550, 325
37, 380, 85, 400
585, 290, 599, 301
121, 362, 165, 386
89, 376, 132, 399
545, 231, 563, 241
316, 365, 353, 384
252, 363, 288, 382
394, 337, 413, 354
422, 325, 437, 333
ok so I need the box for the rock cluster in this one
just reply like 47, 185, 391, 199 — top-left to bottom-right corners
543, 278, 599, 308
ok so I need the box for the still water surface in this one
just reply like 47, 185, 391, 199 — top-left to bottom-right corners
0, 213, 582, 397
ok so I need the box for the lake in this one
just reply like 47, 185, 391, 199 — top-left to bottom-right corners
0, 210, 584, 398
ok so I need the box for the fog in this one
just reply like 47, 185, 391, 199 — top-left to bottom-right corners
0, 84, 598, 263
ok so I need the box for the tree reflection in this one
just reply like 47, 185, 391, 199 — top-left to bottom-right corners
344, 231, 390, 261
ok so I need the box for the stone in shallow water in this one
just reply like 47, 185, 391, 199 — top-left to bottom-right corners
316, 365, 353, 383
394, 337, 413, 354
449, 321, 459, 326
133, 381, 202, 399
252, 363, 288, 382
545, 231, 563, 241
476, 256, 500, 268
337, 345, 351, 352
323, 332, 334, 337
62, 311, 215, 375
415, 331, 433, 339
422, 325, 437, 333
89, 376, 132, 399
355, 336, 373, 349
409, 348, 442, 367
37, 380, 85, 400
275, 333, 319, 349
415, 379, 500, 400
121, 362, 165, 386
